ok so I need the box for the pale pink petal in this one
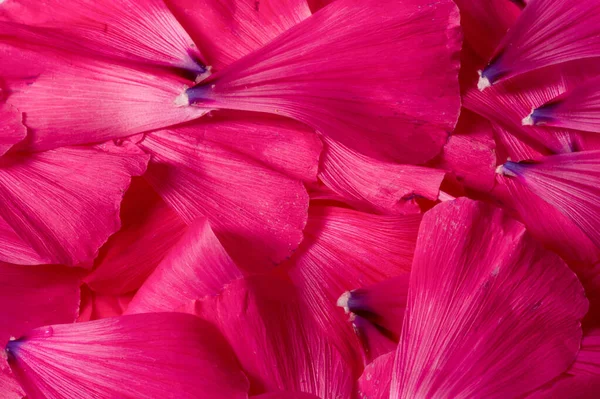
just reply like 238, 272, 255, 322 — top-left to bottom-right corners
498, 151, 600, 249
7, 59, 207, 150
391, 198, 588, 398
357, 353, 394, 399
431, 110, 496, 192
319, 137, 445, 215
0, 0, 205, 72
194, 276, 353, 398
84, 179, 187, 295
183, 0, 461, 163
338, 274, 409, 362
127, 218, 243, 314
453, 0, 520, 59
0, 142, 148, 266
286, 205, 421, 371
6, 313, 249, 399
479, 0, 600, 86
165, 0, 311, 69
140, 129, 309, 269
0, 368, 24, 399
0, 102, 26, 157
528, 76, 600, 133
168, 112, 321, 182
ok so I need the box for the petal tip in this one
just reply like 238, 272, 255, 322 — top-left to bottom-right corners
337, 291, 351, 313
522, 111, 535, 126
477, 71, 492, 91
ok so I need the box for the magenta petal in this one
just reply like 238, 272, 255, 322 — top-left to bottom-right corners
286, 205, 421, 372
84, 179, 187, 295
480, 0, 600, 86
319, 137, 445, 215
0, 216, 45, 265
7, 59, 207, 150
0, 143, 148, 266
251, 393, 320, 399
571, 328, 600, 376
498, 151, 600, 249
194, 276, 353, 398
0, 103, 26, 157
357, 353, 394, 399
528, 76, 600, 133
127, 218, 243, 314
140, 129, 309, 269
527, 374, 600, 399
391, 198, 588, 398
0, 0, 205, 71
185, 0, 461, 163
6, 313, 249, 399
338, 274, 409, 362
165, 0, 311, 69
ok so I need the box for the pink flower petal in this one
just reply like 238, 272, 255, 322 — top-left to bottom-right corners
479, 0, 600, 86
251, 393, 320, 399
7, 59, 207, 151
319, 137, 445, 215
165, 0, 311, 69
431, 110, 497, 192
127, 218, 243, 314
528, 76, 600, 133
0, 102, 26, 157
84, 179, 187, 295
357, 352, 394, 399
194, 276, 354, 398
391, 198, 588, 398
453, 0, 520, 59
0, 142, 148, 266
0, 368, 24, 399
337, 274, 409, 362
465, 62, 600, 158
528, 375, 600, 399
498, 151, 600, 249
0, 262, 81, 346
6, 313, 249, 399
0, 0, 205, 71
184, 0, 461, 163
571, 328, 600, 376
168, 112, 322, 183
286, 205, 421, 371
0, 216, 45, 265
77, 286, 135, 322
139, 129, 309, 269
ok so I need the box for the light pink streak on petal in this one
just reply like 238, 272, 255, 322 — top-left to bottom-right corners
481, 0, 600, 85
171, 111, 321, 182
187, 0, 461, 164
285, 205, 421, 374
165, 0, 311, 69
391, 198, 588, 398
0, 0, 205, 71
84, 178, 187, 295
319, 136, 445, 215
194, 276, 353, 398
357, 352, 394, 399
7, 59, 208, 151
6, 313, 249, 399
0, 215, 44, 265
140, 129, 309, 270
127, 218, 243, 314
0, 103, 26, 157
0, 142, 148, 266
